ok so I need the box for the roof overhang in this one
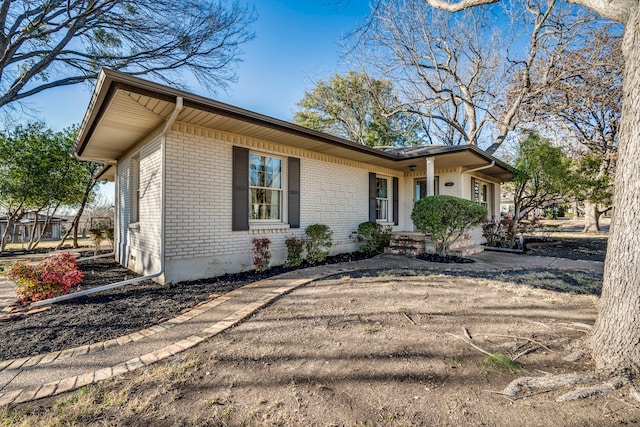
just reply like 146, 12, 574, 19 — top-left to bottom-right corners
76, 69, 515, 182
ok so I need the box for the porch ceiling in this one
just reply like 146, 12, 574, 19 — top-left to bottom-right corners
76, 69, 515, 182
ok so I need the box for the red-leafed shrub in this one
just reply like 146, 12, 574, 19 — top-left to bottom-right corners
251, 237, 271, 272
8, 252, 85, 302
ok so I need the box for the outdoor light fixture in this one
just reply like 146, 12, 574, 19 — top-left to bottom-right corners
409, 165, 416, 171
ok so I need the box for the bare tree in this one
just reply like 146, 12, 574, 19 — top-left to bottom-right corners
354, 0, 595, 152
0, 0, 255, 109
521, 26, 621, 232
426, 0, 640, 398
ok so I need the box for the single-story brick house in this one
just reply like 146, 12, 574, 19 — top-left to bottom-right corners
75, 69, 514, 284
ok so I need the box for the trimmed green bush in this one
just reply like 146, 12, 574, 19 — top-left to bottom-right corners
304, 224, 333, 264
356, 221, 392, 254
411, 195, 487, 256
285, 236, 305, 267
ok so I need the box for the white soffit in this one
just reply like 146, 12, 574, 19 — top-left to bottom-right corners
80, 90, 169, 161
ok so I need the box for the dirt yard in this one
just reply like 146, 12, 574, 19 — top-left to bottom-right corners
5, 268, 639, 426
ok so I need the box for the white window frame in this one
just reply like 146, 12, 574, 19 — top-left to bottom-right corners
249, 152, 283, 222
473, 179, 490, 209
130, 156, 140, 224
376, 177, 390, 222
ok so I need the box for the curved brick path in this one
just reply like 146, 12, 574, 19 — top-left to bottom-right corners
0, 253, 603, 406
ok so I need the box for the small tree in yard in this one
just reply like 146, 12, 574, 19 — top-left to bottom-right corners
411, 195, 487, 257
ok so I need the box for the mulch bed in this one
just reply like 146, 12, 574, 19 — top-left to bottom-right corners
525, 236, 607, 262
0, 252, 373, 360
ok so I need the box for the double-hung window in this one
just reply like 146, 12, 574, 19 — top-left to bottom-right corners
473, 179, 489, 209
376, 177, 389, 221
249, 153, 282, 221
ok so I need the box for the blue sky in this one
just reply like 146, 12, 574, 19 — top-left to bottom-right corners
24, 1, 371, 130
18, 1, 371, 203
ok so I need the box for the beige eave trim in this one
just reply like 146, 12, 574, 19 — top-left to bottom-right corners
75, 69, 515, 181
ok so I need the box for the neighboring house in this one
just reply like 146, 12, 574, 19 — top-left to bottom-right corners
75, 69, 514, 284
0, 212, 67, 243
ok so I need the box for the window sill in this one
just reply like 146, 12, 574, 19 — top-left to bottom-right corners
249, 223, 290, 234
376, 221, 395, 226
128, 223, 140, 231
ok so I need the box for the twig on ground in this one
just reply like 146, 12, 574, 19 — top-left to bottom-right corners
446, 332, 492, 356
513, 346, 540, 361
484, 334, 553, 352
463, 327, 473, 340
523, 319, 552, 330
558, 322, 592, 333
483, 389, 515, 402
402, 312, 417, 325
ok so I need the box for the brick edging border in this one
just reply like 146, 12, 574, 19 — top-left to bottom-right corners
0, 291, 240, 374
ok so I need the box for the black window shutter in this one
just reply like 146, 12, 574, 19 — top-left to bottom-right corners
434, 176, 440, 195
288, 157, 300, 228
232, 146, 249, 231
392, 177, 399, 225
470, 177, 476, 201
369, 172, 377, 222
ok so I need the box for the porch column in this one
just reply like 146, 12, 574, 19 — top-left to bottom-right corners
426, 157, 435, 196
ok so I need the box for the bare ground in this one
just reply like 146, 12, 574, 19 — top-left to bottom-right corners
3, 234, 638, 425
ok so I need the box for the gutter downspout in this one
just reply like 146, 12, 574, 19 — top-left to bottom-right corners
462, 160, 495, 199
466, 160, 495, 175
32, 97, 184, 307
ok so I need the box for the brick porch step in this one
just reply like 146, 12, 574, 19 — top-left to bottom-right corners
386, 232, 485, 258
385, 232, 426, 256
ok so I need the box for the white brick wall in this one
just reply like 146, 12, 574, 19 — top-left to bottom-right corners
116, 138, 162, 276
161, 124, 404, 282
114, 121, 505, 283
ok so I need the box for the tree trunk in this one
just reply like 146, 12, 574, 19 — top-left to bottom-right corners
26, 210, 40, 251
55, 177, 95, 250
590, 6, 640, 376
30, 205, 60, 250
572, 200, 580, 221
0, 216, 12, 252
582, 201, 600, 233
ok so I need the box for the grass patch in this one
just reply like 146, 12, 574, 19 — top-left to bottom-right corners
444, 355, 462, 369
483, 353, 522, 373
